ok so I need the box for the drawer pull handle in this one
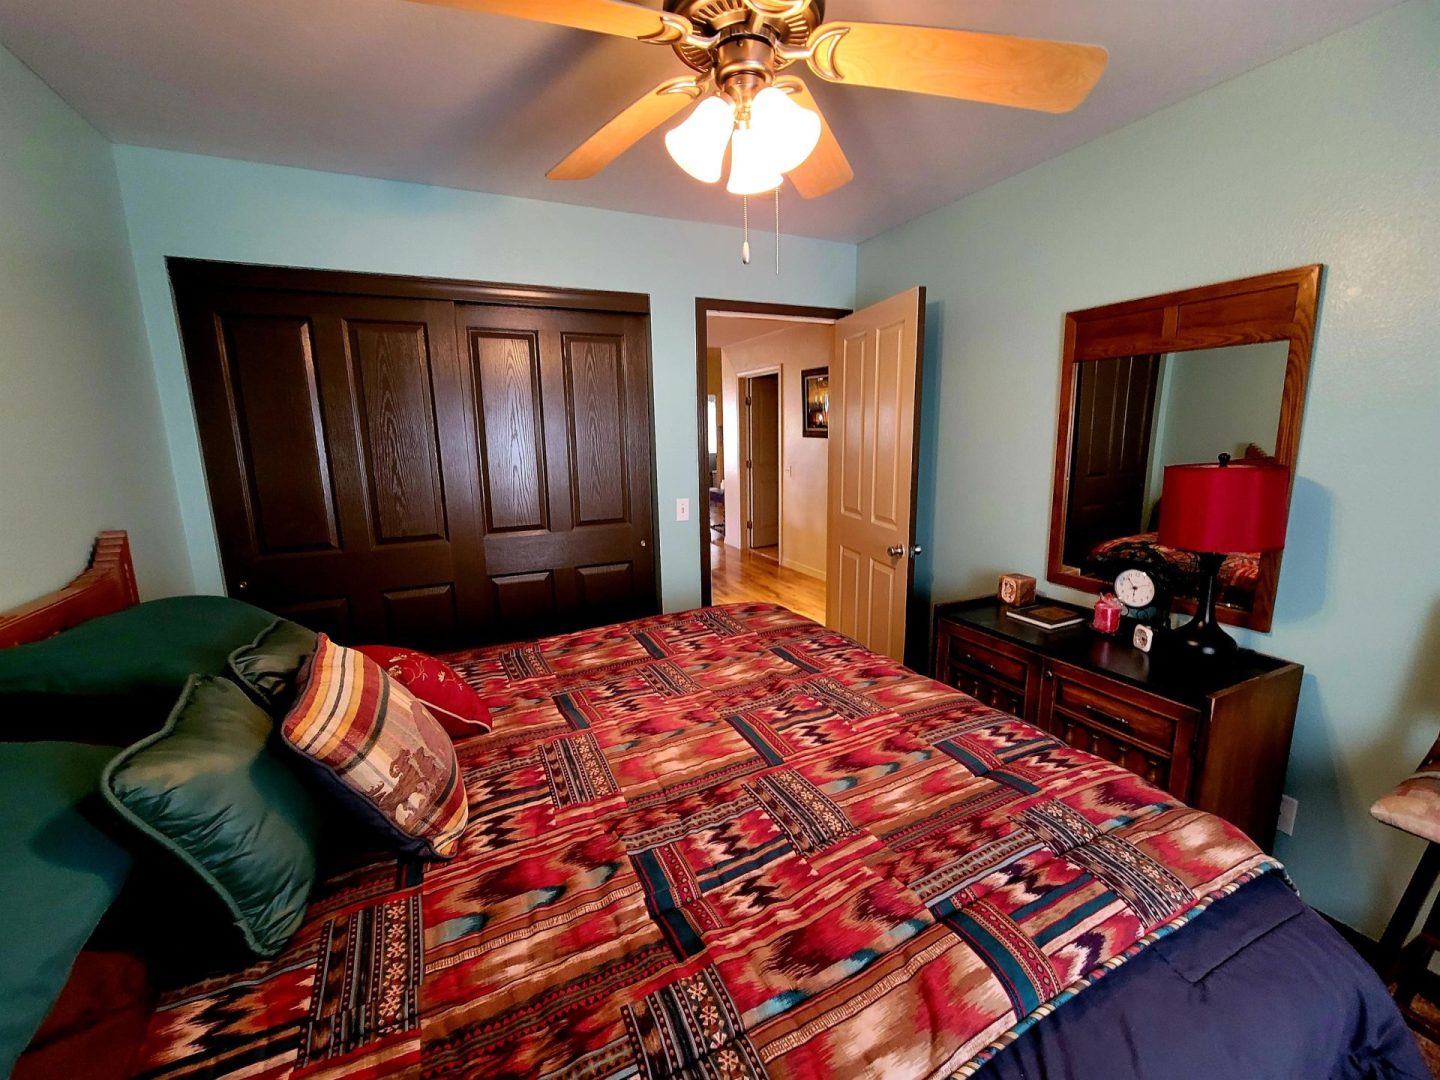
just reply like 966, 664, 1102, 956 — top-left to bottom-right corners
955, 650, 996, 677
1086, 705, 1130, 729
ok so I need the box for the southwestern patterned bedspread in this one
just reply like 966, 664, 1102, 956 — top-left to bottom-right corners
134, 604, 1276, 1078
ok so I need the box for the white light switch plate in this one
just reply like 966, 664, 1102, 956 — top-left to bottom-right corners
1277, 795, 1298, 836
676, 498, 691, 522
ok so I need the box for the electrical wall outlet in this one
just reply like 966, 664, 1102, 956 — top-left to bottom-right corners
675, 498, 691, 523
1277, 795, 1298, 836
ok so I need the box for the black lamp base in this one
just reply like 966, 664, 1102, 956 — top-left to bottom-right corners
1175, 551, 1237, 656
1172, 613, 1237, 655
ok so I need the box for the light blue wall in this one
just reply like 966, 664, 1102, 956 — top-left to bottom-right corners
111, 146, 857, 613
0, 45, 186, 605
858, 0, 1440, 935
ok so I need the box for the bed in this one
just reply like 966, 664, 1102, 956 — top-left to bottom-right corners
0, 533, 1424, 1078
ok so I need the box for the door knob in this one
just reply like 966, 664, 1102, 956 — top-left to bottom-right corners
235, 580, 249, 592
887, 545, 905, 558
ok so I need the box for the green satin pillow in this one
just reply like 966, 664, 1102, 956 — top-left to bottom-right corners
101, 676, 323, 958
228, 618, 319, 714
0, 596, 280, 745
0, 596, 278, 695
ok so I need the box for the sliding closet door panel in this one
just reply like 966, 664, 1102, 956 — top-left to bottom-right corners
178, 285, 483, 645
459, 304, 656, 632
217, 313, 339, 554
347, 320, 448, 544
175, 260, 653, 648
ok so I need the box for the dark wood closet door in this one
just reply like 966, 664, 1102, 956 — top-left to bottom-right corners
177, 287, 484, 645
456, 304, 656, 636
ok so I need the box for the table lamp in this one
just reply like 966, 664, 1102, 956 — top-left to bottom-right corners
1157, 453, 1290, 655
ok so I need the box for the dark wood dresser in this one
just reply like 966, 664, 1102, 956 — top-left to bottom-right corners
933, 597, 1302, 850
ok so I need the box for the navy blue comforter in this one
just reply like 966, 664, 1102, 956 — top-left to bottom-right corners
981, 873, 1427, 1079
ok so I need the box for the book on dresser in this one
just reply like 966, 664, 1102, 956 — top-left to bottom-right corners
1004, 602, 1086, 630
932, 595, 1302, 852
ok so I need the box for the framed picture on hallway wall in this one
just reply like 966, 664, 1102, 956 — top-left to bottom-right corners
802, 367, 829, 438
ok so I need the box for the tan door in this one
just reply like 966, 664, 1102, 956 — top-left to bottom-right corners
826, 287, 926, 661
746, 374, 781, 550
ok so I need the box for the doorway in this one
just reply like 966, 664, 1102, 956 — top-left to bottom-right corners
695, 300, 848, 624
695, 290, 927, 664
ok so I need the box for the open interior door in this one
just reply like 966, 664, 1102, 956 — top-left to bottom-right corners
826, 287, 925, 661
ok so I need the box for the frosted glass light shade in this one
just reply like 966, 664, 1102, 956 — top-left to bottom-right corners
664, 95, 734, 184
726, 125, 784, 195
747, 86, 822, 175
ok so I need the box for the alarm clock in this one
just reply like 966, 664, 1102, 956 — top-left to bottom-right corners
1133, 623, 1156, 653
1083, 541, 1176, 627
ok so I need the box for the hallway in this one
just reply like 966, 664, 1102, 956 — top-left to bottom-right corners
710, 541, 826, 625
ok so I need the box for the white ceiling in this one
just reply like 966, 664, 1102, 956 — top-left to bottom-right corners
0, 0, 1402, 242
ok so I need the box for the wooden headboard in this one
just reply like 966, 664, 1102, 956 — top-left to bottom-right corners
0, 532, 139, 648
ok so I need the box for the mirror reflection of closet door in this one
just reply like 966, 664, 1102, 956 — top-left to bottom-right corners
1064, 354, 1160, 566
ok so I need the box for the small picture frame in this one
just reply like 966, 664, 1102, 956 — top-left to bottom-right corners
801, 367, 829, 438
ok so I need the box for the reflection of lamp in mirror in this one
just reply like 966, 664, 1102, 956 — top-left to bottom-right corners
1158, 453, 1290, 655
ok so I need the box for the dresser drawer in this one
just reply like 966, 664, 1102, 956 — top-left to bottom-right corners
1049, 711, 1174, 790
1046, 667, 1182, 753
944, 630, 1030, 691
936, 621, 1037, 720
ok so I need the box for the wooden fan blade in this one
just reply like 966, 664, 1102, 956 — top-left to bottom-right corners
548, 77, 704, 181
808, 22, 1108, 113
407, 0, 687, 42
775, 79, 853, 199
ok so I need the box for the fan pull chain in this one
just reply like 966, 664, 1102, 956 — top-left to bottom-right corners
774, 184, 781, 275
741, 194, 751, 265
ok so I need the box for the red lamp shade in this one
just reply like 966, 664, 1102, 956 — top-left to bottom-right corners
1158, 459, 1291, 553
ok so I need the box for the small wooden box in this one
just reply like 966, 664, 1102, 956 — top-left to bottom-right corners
998, 573, 1037, 606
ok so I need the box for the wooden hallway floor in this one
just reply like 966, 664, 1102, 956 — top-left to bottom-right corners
711, 542, 826, 625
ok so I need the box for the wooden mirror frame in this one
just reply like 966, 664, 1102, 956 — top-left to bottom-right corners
1046, 265, 1322, 633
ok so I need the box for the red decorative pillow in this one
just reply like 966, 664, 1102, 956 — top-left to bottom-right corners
353, 646, 491, 739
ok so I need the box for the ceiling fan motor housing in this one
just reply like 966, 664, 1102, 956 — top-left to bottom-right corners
665, 0, 823, 105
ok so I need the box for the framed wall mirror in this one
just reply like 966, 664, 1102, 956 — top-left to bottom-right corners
1047, 265, 1322, 632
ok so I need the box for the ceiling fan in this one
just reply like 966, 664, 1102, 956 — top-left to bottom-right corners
410, 0, 1108, 199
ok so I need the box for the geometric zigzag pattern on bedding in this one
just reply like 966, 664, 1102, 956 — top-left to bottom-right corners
130, 604, 1277, 1079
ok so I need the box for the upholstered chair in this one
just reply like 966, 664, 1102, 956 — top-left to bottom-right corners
1372, 731, 1440, 1036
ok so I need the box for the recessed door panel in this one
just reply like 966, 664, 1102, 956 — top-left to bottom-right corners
870, 323, 905, 530
492, 571, 556, 623
836, 546, 862, 639
565, 334, 629, 526
839, 337, 866, 520
578, 562, 634, 608
349, 320, 447, 544
866, 558, 897, 658
220, 313, 339, 554
470, 330, 547, 533
383, 584, 458, 644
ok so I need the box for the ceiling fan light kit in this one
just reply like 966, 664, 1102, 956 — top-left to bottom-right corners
413, 0, 1107, 258
669, 84, 820, 196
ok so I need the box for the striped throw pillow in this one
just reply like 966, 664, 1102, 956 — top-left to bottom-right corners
280, 635, 468, 860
